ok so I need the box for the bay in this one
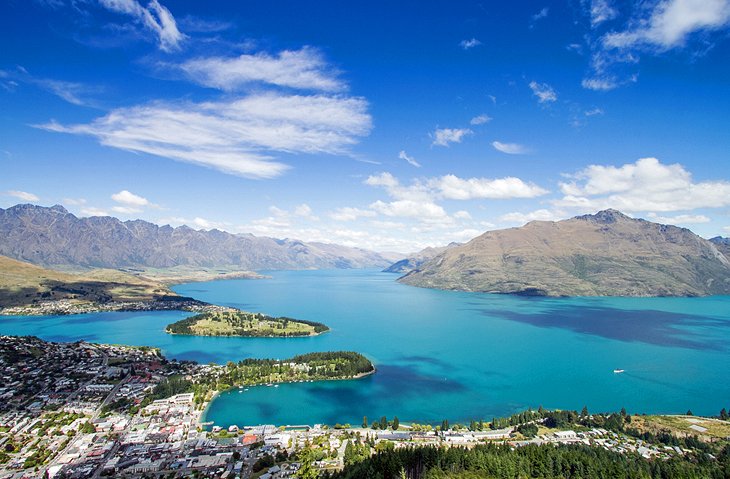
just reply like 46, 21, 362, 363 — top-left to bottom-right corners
1, 269, 728, 427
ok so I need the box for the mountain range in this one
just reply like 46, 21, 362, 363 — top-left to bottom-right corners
0, 204, 399, 271
383, 243, 461, 274
398, 210, 730, 297
710, 236, 730, 258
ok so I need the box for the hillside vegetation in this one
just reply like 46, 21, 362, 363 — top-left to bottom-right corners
0, 255, 177, 308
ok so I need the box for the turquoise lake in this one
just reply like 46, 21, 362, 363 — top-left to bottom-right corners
1, 269, 729, 427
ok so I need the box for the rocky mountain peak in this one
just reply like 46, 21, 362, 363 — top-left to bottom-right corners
576, 209, 631, 224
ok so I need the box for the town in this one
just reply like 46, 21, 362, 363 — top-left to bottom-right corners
0, 336, 727, 479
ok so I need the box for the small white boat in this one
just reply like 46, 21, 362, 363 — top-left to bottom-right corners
274, 384, 279, 388
613, 369, 625, 374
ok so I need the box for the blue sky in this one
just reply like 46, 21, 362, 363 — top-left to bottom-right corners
1, 0, 730, 252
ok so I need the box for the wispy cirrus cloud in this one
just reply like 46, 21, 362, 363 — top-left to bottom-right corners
492, 141, 530, 155
98, 0, 185, 52
459, 38, 482, 49
470, 114, 492, 125
589, 0, 618, 26
603, 0, 730, 50
529, 81, 557, 103
431, 128, 472, 147
1, 66, 102, 107
580, 0, 730, 90
398, 150, 421, 168
177, 47, 344, 92
3, 190, 40, 202
37, 92, 371, 179
531, 7, 549, 24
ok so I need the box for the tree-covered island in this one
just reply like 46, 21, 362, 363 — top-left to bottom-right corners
154, 351, 375, 404
165, 310, 330, 337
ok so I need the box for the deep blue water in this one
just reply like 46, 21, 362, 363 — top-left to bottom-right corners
2, 269, 729, 427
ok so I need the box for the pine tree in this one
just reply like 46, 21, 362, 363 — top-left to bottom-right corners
720, 408, 728, 420
362, 416, 368, 428
393, 416, 399, 430
581, 405, 589, 418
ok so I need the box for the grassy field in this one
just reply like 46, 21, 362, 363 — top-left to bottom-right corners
166, 311, 329, 337
631, 415, 730, 439
0, 255, 176, 308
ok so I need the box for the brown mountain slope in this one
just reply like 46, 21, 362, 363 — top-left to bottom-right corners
0, 255, 178, 308
399, 210, 730, 297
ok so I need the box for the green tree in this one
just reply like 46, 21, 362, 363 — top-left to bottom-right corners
720, 408, 728, 420
581, 405, 589, 418
380, 416, 388, 430
441, 419, 449, 432
392, 416, 399, 430
362, 416, 368, 428
297, 448, 318, 479
687, 410, 693, 416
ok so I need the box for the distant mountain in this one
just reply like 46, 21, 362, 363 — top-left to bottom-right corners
0, 204, 399, 271
383, 243, 461, 274
709, 236, 730, 258
399, 209, 730, 297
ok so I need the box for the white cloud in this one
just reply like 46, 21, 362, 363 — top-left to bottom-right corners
329, 207, 376, 222
723, 226, 730, 234
365, 172, 401, 190
453, 210, 472, 220
459, 38, 482, 49
365, 171, 547, 202
580, 0, 730, 91
584, 107, 604, 116
398, 150, 421, 168
432, 128, 472, 147
370, 200, 448, 219
99, 0, 185, 52
111, 190, 149, 207
500, 209, 565, 224
35, 79, 99, 106
3, 190, 39, 202
529, 81, 557, 103
492, 141, 530, 155
470, 114, 492, 125
269, 206, 288, 217
39, 92, 371, 179
430, 175, 548, 200
590, 0, 618, 26
80, 207, 109, 217
556, 157, 730, 212
531, 7, 549, 22
178, 47, 343, 92
582, 76, 620, 91
646, 213, 711, 225
293, 203, 318, 220
111, 205, 142, 214
62, 197, 86, 206
603, 0, 730, 50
